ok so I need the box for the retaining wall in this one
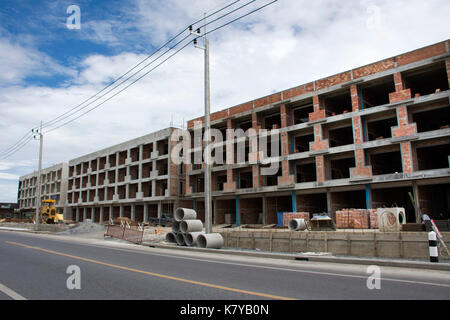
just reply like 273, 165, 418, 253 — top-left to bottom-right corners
219, 230, 450, 260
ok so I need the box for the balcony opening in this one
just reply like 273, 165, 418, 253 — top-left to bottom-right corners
264, 113, 282, 130
109, 154, 116, 167
326, 153, 355, 180
108, 170, 115, 184
360, 76, 395, 108
266, 196, 292, 225
143, 182, 152, 197
143, 143, 153, 159
240, 198, 263, 225
371, 186, 416, 222
295, 161, 317, 183
142, 162, 152, 178
412, 104, 450, 133
107, 187, 114, 201
98, 172, 105, 186
366, 116, 397, 141
215, 199, 236, 224
369, 148, 403, 175
215, 173, 227, 191
292, 100, 314, 125
326, 123, 354, 147
99, 157, 106, 170
157, 140, 169, 155
403, 62, 449, 98
291, 132, 314, 153
415, 142, 450, 171
118, 168, 126, 182
130, 165, 139, 180
237, 170, 253, 189
90, 159, 97, 172
118, 186, 126, 200
330, 190, 366, 216
156, 159, 168, 176
323, 89, 352, 116
418, 184, 450, 220
98, 188, 105, 201
128, 183, 138, 199
119, 151, 127, 165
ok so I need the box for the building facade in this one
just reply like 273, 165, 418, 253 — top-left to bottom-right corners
17, 163, 69, 217
16, 40, 450, 225
66, 128, 181, 223
183, 40, 450, 225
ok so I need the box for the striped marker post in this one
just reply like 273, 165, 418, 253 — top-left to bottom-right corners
428, 231, 439, 263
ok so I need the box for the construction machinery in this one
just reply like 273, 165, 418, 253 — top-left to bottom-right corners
36, 199, 64, 224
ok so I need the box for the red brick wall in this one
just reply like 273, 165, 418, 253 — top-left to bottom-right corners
397, 42, 447, 67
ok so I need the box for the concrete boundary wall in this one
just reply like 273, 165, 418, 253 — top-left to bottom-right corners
220, 230, 450, 260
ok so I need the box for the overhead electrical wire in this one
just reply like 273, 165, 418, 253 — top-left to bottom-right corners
0, 0, 278, 160
43, 0, 274, 134
0, 0, 244, 159
41, 0, 259, 133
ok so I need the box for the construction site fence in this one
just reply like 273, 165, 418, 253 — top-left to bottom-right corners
105, 223, 144, 244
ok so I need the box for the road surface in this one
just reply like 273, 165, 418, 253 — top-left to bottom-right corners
0, 230, 449, 301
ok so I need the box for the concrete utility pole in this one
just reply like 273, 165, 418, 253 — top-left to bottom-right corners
33, 122, 43, 229
191, 22, 212, 234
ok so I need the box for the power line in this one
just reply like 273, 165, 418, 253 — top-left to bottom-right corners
40, 0, 256, 132
43, 0, 277, 134
39, 0, 243, 131
1, 0, 278, 159
0, 0, 243, 158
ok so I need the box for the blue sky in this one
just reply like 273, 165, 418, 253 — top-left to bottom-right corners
0, 0, 449, 202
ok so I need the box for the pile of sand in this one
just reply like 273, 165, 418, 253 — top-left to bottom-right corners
57, 220, 106, 237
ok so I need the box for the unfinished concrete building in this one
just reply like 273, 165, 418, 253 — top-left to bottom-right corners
66, 128, 180, 223
17, 163, 69, 218
182, 40, 450, 226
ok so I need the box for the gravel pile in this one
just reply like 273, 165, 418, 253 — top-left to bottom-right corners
57, 220, 106, 237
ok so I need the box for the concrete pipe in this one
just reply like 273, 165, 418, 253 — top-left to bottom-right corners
172, 220, 180, 233
184, 231, 205, 247
197, 233, 224, 249
175, 208, 197, 222
180, 219, 203, 233
288, 219, 307, 231
175, 232, 186, 246
165, 232, 177, 243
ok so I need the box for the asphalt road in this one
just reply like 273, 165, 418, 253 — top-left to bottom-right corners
0, 230, 449, 301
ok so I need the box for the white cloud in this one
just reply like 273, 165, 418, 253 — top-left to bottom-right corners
0, 0, 449, 202
0, 36, 75, 87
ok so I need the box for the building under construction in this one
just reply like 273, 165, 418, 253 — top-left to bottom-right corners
17, 40, 450, 226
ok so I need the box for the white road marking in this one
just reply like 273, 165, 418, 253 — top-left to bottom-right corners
0, 283, 27, 300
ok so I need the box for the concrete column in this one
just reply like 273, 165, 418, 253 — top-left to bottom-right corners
412, 182, 421, 223
83, 207, 87, 221
109, 205, 114, 221
143, 203, 149, 222
157, 201, 162, 218
213, 198, 218, 225
326, 190, 332, 218
262, 195, 267, 225
75, 207, 80, 222
100, 206, 104, 223
235, 196, 240, 227
119, 205, 124, 218
95, 157, 100, 198
131, 204, 136, 221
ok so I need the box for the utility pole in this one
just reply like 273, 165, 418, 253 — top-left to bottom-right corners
33, 121, 43, 229
190, 23, 212, 234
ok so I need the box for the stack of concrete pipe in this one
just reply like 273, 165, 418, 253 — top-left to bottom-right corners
165, 208, 224, 249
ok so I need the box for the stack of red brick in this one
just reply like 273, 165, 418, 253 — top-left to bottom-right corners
335, 209, 378, 229
283, 212, 310, 227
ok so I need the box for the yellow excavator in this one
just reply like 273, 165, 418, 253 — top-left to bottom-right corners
37, 199, 64, 224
